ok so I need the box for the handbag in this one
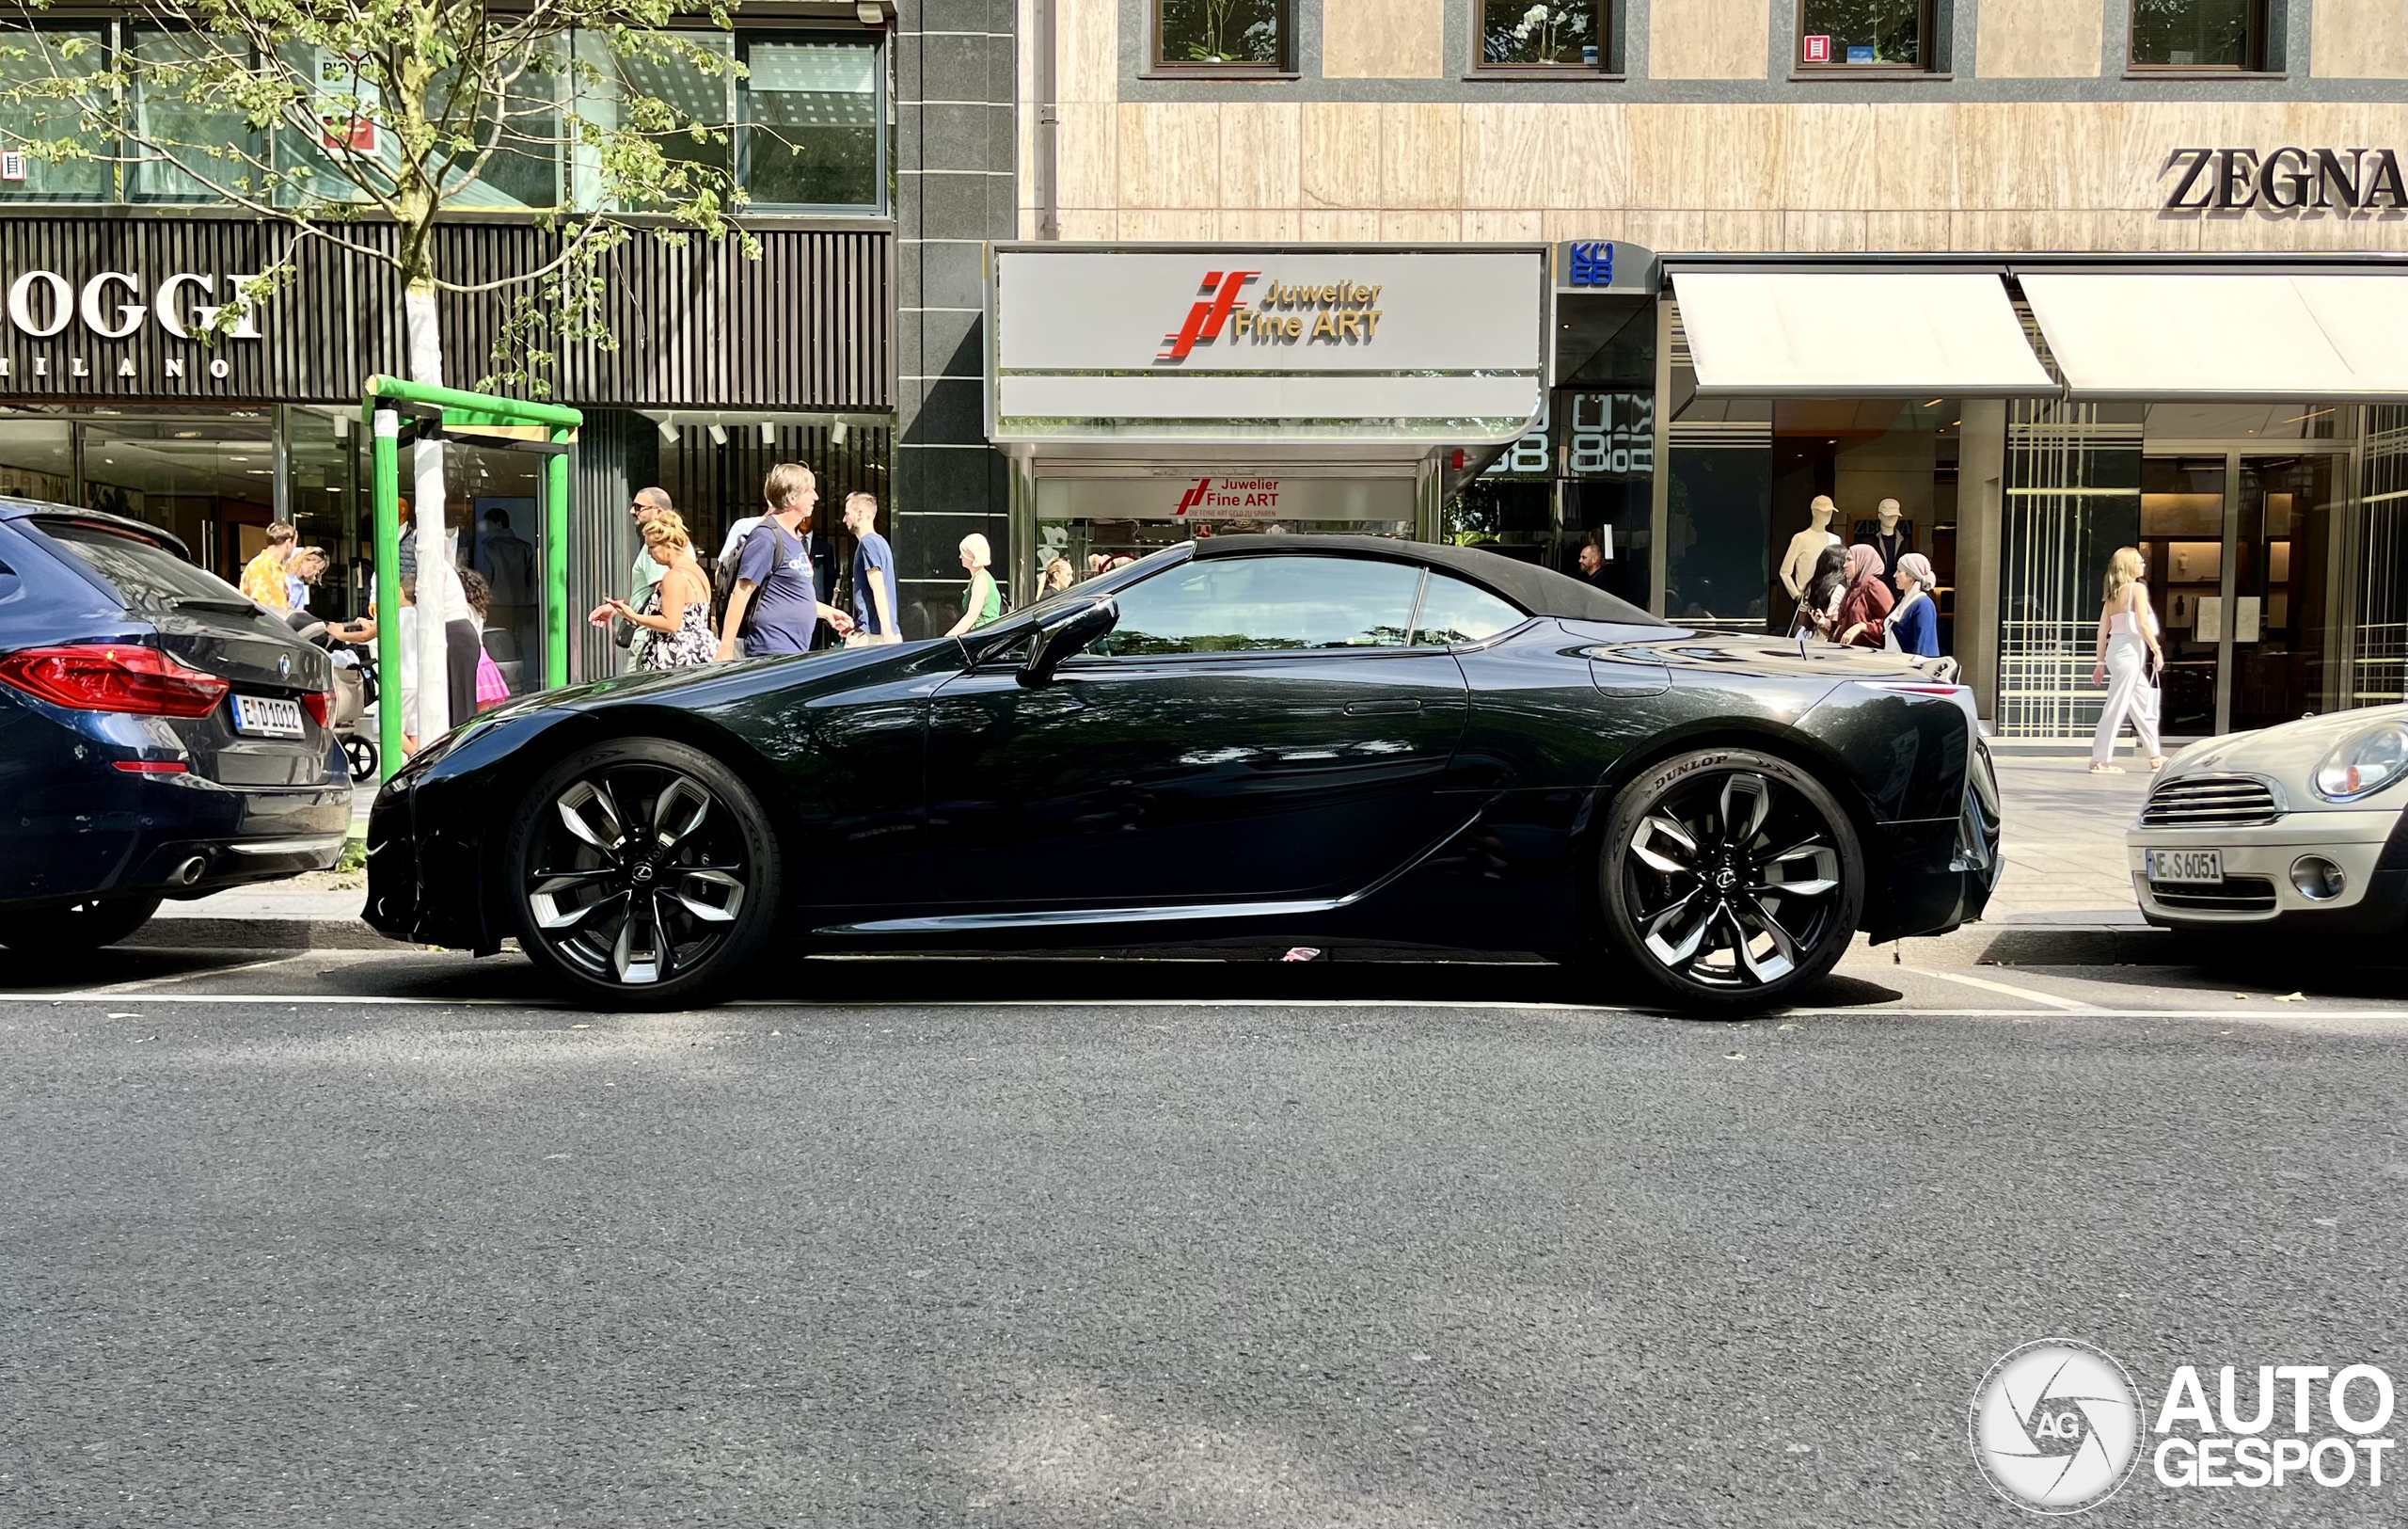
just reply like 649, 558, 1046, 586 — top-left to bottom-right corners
475, 646, 510, 706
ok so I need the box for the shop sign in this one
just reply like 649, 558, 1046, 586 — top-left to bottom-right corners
1484, 391, 1656, 480
0, 266, 267, 386
2162, 147, 2408, 212
1035, 472, 1416, 522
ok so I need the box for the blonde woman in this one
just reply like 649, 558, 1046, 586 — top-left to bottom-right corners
944, 532, 1003, 637
2089, 546, 2167, 773
603, 513, 717, 671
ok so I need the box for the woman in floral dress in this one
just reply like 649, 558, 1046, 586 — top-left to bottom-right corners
604, 514, 718, 671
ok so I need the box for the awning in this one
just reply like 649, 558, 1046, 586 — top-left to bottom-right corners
1673, 272, 2056, 398
2021, 274, 2408, 402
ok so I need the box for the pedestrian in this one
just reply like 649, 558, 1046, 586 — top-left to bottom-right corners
841, 492, 901, 645
587, 486, 673, 661
716, 463, 854, 660
1832, 543, 1895, 648
1887, 552, 1941, 658
1796, 545, 1848, 640
943, 533, 1003, 638
286, 547, 328, 613
1576, 536, 1612, 592
2089, 545, 2167, 774
459, 567, 513, 708
239, 521, 298, 612
607, 513, 718, 672
474, 505, 537, 635
1041, 558, 1075, 597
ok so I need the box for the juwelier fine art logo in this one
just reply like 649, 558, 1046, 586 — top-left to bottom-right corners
1970, 1340, 2143, 1514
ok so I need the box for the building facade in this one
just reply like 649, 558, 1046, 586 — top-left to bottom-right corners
1005, 0, 2408, 737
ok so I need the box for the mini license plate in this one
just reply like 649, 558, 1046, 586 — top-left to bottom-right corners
230, 693, 307, 739
2147, 848, 2224, 885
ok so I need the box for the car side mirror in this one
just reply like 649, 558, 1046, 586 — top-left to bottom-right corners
1019, 597, 1117, 688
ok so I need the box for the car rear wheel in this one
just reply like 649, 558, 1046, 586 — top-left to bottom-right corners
506, 738, 781, 1009
1598, 748, 1863, 1013
0, 894, 163, 954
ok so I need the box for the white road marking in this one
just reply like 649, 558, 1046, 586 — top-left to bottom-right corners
1895, 965, 2102, 1012
89, 954, 307, 995
1, 992, 2401, 1022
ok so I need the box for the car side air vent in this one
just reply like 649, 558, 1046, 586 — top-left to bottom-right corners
2139, 774, 2283, 828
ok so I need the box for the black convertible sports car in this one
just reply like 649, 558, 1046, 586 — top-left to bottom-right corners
366, 535, 2001, 1011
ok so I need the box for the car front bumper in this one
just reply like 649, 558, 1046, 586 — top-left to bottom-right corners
2126, 807, 2408, 933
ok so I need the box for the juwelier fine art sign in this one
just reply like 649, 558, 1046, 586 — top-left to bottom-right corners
987, 245, 1550, 444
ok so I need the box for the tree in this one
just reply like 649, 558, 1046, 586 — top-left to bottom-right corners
0, 0, 756, 735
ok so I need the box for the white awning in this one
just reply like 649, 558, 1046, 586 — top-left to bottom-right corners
1672, 272, 2056, 398
2021, 274, 2408, 402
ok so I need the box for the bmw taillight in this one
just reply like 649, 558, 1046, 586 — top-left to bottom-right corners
300, 690, 333, 728
0, 645, 231, 717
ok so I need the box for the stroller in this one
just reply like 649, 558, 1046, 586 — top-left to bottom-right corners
287, 611, 381, 782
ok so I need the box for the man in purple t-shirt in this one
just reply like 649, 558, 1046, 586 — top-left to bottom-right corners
716, 462, 854, 660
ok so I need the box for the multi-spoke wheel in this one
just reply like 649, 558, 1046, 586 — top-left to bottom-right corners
1598, 748, 1863, 1012
506, 738, 781, 1008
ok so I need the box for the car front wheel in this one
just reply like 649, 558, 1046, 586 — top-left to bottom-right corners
1598, 747, 1864, 1013
506, 738, 782, 1009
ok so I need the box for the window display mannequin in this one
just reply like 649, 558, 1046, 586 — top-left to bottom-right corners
1781, 494, 1845, 606
1853, 498, 1916, 582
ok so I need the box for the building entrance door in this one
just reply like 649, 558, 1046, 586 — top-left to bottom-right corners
2142, 446, 2350, 737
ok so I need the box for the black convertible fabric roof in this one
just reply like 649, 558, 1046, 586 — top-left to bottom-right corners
1189, 534, 1665, 627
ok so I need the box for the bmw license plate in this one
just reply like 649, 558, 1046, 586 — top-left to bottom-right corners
2147, 848, 2223, 885
230, 693, 307, 739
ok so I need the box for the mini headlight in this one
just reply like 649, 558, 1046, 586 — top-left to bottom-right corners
2312, 724, 2408, 802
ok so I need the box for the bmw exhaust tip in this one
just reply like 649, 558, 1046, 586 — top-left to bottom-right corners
171, 855, 207, 886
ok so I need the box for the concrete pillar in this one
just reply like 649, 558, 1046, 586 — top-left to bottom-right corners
1956, 399, 2008, 725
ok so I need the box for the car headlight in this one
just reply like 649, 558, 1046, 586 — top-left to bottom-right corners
2311, 724, 2408, 802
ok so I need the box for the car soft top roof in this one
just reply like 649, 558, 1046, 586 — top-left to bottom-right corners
1188, 534, 1664, 627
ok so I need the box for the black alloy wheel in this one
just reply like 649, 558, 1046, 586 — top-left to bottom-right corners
506, 738, 781, 1009
1598, 748, 1863, 1012
0, 894, 163, 953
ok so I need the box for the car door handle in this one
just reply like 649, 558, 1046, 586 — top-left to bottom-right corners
1344, 698, 1423, 716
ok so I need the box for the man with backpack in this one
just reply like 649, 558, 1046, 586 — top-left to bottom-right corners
715, 463, 854, 661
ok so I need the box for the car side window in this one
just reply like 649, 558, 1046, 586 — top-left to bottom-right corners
1088, 554, 1423, 658
1412, 573, 1527, 646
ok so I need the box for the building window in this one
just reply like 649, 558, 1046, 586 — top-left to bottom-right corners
0, 26, 111, 199
1155, 0, 1289, 70
2130, 0, 2264, 69
1480, 2, 1610, 69
1796, 0, 1934, 69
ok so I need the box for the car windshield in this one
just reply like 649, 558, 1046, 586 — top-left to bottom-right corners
34, 517, 246, 615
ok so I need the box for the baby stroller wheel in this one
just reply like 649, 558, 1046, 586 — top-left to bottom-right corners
344, 736, 379, 783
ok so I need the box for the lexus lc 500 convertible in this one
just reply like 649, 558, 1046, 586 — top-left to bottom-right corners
366, 535, 2002, 1011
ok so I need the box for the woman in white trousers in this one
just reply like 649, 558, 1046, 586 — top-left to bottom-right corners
2089, 546, 2168, 773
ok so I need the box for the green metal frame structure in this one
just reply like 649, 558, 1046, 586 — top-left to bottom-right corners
360, 375, 582, 779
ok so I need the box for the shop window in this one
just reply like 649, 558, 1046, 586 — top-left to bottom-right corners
1155, 0, 1290, 70
1479, 1, 1611, 70
1092, 555, 1421, 657
0, 26, 111, 199
1795, 0, 1935, 70
2129, 0, 2265, 69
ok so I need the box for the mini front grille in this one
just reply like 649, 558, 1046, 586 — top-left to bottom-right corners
2140, 774, 2283, 828
2149, 875, 2279, 914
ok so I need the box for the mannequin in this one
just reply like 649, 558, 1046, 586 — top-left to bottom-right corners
1781, 494, 1844, 602
1853, 497, 1916, 582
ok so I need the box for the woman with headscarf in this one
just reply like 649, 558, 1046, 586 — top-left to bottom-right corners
1796, 544, 1850, 640
1887, 552, 1941, 658
1832, 543, 1895, 648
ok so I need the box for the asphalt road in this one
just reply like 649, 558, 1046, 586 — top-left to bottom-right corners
5, 947, 2405, 1528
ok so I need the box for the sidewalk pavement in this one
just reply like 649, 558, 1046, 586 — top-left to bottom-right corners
139, 757, 2167, 961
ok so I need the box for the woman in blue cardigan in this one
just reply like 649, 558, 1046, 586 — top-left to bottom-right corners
1888, 552, 1941, 657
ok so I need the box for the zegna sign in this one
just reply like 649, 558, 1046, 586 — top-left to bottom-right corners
2162, 147, 2408, 212
0, 267, 265, 382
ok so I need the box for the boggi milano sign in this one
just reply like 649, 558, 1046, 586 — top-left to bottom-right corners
0, 268, 264, 382
2162, 146, 2408, 212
